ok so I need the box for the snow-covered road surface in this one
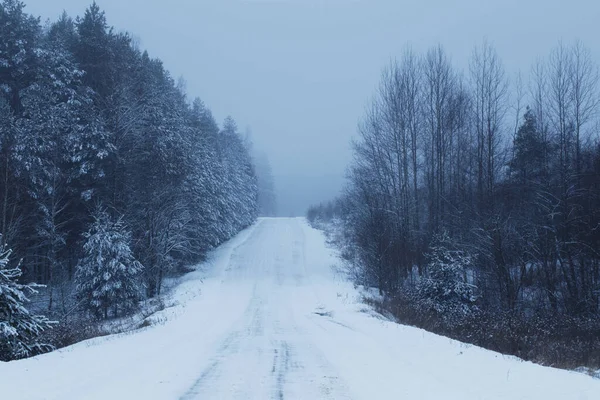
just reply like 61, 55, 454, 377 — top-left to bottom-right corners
2, 218, 600, 399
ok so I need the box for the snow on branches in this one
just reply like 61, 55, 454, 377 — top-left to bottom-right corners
75, 208, 144, 320
0, 241, 55, 361
417, 232, 478, 322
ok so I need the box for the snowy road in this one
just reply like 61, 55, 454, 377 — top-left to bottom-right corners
2, 218, 600, 399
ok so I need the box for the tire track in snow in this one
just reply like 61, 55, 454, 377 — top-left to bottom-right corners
179, 282, 263, 399
180, 218, 353, 400
271, 341, 292, 400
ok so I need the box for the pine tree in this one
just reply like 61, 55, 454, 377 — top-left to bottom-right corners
14, 29, 112, 307
0, 0, 40, 249
75, 208, 144, 319
510, 107, 548, 185
0, 0, 40, 114
418, 232, 477, 322
219, 116, 258, 237
125, 54, 193, 296
0, 240, 54, 361
184, 98, 222, 254
75, 1, 112, 96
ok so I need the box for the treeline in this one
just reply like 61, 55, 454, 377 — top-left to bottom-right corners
254, 150, 277, 217
0, 0, 257, 360
310, 41, 600, 369
307, 199, 343, 224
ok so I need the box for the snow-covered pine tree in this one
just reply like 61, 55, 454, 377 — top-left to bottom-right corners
185, 98, 222, 254
418, 232, 478, 323
219, 116, 258, 237
0, 240, 54, 361
75, 208, 144, 320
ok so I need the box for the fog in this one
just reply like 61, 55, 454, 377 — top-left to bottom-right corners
24, 0, 600, 216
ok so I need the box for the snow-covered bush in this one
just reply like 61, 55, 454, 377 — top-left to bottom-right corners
0, 242, 54, 361
417, 232, 478, 323
75, 208, 145, 320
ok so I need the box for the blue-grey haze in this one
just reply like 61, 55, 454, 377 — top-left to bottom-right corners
25, 0, 600, 215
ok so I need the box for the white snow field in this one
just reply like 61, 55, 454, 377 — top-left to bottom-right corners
2, 218, 600, 400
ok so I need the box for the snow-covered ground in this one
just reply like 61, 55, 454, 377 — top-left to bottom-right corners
1, 217, 599, 399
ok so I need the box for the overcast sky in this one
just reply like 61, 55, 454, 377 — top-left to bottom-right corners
23, 0, 600, 216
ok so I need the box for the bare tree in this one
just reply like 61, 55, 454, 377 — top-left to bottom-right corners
569, 40, 599, 179
529, 58, 550, 179
469, 40, 509, 212
423, 45, 455, 230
